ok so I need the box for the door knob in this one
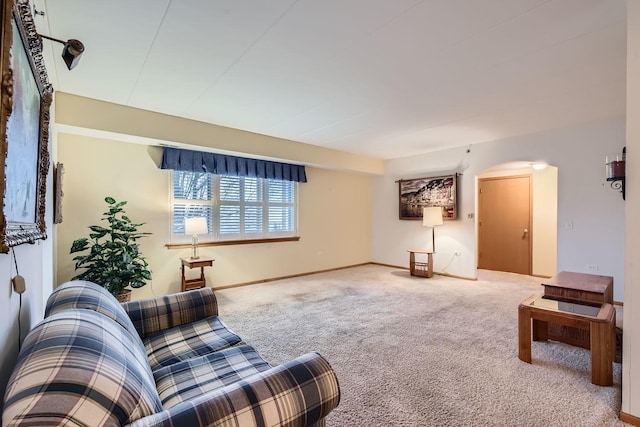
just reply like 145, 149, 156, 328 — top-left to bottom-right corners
523, 229, 529, 239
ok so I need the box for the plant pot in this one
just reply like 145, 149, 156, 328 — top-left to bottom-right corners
116, 289, 132, 303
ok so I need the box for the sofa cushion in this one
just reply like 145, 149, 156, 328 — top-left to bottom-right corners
140, 352, 341, 427
123, 288, 219, 339
45, 280, 143, 346
144, 315, 243, 371
154, 344, 272, 409
3, 309, 162, 426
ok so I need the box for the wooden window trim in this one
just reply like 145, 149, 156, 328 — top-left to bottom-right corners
166, 236, 300, 249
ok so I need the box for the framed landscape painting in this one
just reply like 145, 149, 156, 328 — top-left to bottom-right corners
398, 174, 457, 220
0, 0, 53, 252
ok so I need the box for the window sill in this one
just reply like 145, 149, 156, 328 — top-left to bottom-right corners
166, 236, 300, 249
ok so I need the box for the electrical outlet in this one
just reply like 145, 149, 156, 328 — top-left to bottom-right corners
454, 251, 461, 256
586, 264, 598, 271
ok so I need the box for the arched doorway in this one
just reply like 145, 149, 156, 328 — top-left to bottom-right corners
476, 162, 558, 277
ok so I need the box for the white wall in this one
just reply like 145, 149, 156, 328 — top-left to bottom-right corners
372, 117, 626, 301
0, 87, 56, 410
0, 154, 54, 411
532, 166, 559, 277
623, 0, 639, 419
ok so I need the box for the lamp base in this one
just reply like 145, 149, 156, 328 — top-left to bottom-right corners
191, 235, 200, 259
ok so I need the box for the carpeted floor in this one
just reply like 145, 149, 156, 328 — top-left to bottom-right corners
215, 264, 627, 427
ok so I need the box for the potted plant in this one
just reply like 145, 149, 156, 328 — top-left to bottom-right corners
70, 197, 152, 302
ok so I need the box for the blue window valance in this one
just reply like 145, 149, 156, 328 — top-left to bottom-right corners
160, 147, 307, 183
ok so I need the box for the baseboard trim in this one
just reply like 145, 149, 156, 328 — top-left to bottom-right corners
213, 262, 581, 290
369, 262, 478, 281
212, 263, 371, 291
620, 411, 640, 426
436, 271, 478, 281
369, 262, 405, 269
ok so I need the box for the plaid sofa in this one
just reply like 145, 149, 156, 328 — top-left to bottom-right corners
3, 281, 340, 426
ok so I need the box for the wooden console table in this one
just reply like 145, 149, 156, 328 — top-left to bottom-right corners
542, 271, 613, 349
518, 293, 615, 386
407, 249, 433, 278
181, 257, 214, 292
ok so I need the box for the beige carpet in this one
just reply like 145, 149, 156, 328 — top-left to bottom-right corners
215, 264, 626, 427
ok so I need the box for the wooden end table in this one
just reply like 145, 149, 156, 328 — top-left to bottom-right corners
542, 271, 613, 349
181, 257, 214, 292
407, 249, 434, 278
518, 293, 615, 386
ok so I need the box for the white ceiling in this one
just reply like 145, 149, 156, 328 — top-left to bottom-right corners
35, 0, 627, 160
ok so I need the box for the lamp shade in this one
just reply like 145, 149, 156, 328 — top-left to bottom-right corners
423, 207, 443, 227
184, 217, 208, 236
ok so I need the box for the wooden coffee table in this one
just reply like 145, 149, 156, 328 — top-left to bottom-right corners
518, 293, 615, 386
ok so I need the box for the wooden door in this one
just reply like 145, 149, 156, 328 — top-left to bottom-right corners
478, 175, 532, 275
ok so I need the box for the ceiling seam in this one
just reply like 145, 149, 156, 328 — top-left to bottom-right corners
180, 0, 303, 116
442, 0, 556, 54
262, 0, 556, 140
261, 0, 427, 137
292, 2, 621, 144
39, 0, 59, 89
125, 0, 173, 105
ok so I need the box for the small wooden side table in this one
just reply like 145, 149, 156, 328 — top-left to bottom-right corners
181, 257, 214, 292
518, 293, 615, 386
543, 271, 613, 305
407, 249, 434, 278
542, 271, 613, 349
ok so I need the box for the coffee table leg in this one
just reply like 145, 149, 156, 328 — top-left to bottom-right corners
518, 305, 532, 363
590, 319, 613, 386
409, 252, 416, 276
611, 310, 617, 362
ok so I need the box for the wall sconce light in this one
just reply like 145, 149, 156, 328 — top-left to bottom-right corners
605, 147, 625, 200
184, 217, 208, 259
39, 34, 85, 70
423, 207, 444, 252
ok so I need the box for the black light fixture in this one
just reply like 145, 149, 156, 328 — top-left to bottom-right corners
39, 34, 85, 70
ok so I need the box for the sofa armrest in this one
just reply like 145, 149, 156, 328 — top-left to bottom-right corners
126, 352, 340, 427
122, 288, 219, 339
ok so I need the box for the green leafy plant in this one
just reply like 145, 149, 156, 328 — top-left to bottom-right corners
70, 197, 152, 297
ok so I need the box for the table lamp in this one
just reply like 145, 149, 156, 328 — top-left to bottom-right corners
184, 217, 208, 259
423, 207, 443, 252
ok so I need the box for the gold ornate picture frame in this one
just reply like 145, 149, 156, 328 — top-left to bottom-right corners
0, 0, 53, 252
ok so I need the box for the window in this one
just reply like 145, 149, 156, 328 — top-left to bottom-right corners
171, 171, 297, 242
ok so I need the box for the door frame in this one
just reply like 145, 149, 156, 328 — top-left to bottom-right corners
477, 174, 533, 275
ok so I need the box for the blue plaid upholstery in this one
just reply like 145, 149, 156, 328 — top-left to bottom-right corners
144, 316, 243, 371
3, 309, 162, 426
122, 288, 219, 339
154, 344, 272, 409
45, 279, 144, 345
3, 281, 340, 426
128, 352, 341, 427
